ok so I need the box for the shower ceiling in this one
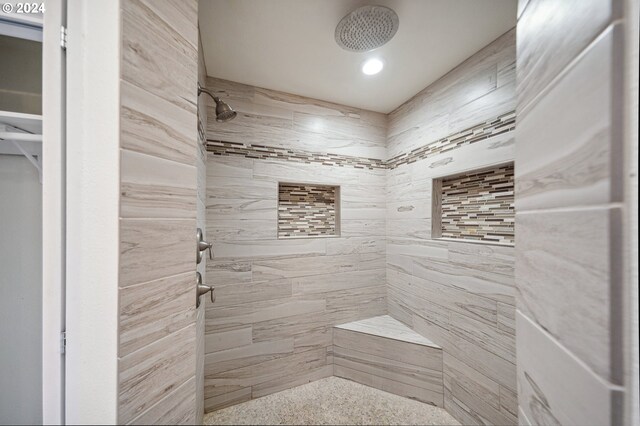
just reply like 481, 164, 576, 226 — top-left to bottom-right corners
199, 0, 516, 113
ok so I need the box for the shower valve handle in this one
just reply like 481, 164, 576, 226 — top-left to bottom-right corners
198, 240, 213, 260
196, 272, 215, 307
196, 228, 213, 263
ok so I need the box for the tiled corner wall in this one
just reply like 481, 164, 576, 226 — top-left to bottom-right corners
278, 183, 339, 238
118, 1, 198, 424
516, 0, 631, 424
203, 78, 387, 412
385, 28, 518, 425
438, 163, 514, 245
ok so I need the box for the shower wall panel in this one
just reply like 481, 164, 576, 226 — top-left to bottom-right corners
203, 78, 387, 412
516, 0, 630, 424
385, 29, 518, 425
117, 1, 199, 424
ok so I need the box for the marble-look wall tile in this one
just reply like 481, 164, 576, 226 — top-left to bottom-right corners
205, 134, 385, 410
443, 353, 516, 425
516, 311, 622, 426
119, 218, 194, 287
205, 328, 252, 353
205, 338, 294, 376
251, 365, 333, 399
382, 27, 517, 424
204, 387, 251, 412
127, 377, 196, 425
205, 348, 326, 399
118, 324, 196, 423
120, 149, 196, 218
333, 345, 442, 403
119, 272, 195, 356
118, 1, 199, 423
517, 0, 619, 112
516, 1, 628, 422
121, 0, 197, 114
387, 29, 515, 159
516, 207, 621, 381
205, 77, 387, 160
516, 25, 624, 211
121, 80, 196, 165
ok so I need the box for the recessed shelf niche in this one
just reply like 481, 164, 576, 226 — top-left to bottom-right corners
278, 182, 340, 239
432, 163, 514, 245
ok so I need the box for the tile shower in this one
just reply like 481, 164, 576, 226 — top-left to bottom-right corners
103, 1, 632, 424
202, 28, 518, 424
3, 0, 629, 424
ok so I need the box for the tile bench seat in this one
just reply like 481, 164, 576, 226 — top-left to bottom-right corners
332, 315, 444, 406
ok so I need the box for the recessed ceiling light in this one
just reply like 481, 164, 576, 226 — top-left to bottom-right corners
362, 58, 384, 75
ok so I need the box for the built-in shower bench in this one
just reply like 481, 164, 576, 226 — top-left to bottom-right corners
332, 315, 444, 407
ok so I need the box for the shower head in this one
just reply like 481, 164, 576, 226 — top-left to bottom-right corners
335, 5, 399, 52
197, 83, 237, 122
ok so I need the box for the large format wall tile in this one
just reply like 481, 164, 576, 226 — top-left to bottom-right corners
516, 207, 621, 382
119, 324, 196, 423
333, 319, 444, 407
387, 29, 515, 159
119, 218, 194, 287
516, 2, 628, 423
517, 311, 622, 426
205, 112, 386, 410
119, 272, 195, 356
381, 26, 517, 425
516, 25, 624, 211
121, 0, 197, 114
118, 1, 199, 423
204, 77, 387, 160
120, 149, 196, 218
128, 377, 196, 425
517, 0, 619, 112
121, 80, 197, 165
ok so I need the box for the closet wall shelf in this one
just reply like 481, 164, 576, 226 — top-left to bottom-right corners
0, 110, 43, 182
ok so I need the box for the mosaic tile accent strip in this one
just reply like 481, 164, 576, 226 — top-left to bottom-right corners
206, 140, 386, 170
205, 111, 515, 171
278, 183, 339, 238
439, 163, 514, 245
386, 111, 516, 169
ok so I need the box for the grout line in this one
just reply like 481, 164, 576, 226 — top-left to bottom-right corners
516, 309, 625, 391
516, 203, 624, 215
118, 321, 196, 361
126, 376, 196, 425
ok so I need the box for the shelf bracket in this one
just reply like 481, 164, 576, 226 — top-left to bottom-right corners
10, 140, 42, 183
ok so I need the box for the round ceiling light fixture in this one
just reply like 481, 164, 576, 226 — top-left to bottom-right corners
335, 5, 399, 52
362, 58, 384, 75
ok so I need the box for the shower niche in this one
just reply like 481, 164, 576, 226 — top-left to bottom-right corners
432, 163, 514, 245
277, 182, 340, 239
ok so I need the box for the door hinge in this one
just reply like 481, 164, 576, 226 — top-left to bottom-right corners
60, 331, 67, 354
60, 26, 67, 50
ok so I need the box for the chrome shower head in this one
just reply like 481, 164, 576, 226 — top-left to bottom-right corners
197, 83, 237, 122
214, 100, 237, 123
335, 5, 399, 52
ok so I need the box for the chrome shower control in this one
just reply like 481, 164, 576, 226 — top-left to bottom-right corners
196, 272, 215, 308
196, 228, 213, 264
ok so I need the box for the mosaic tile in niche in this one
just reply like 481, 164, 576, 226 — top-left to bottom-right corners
439, 163, 514, 245
278, 183, 339, 238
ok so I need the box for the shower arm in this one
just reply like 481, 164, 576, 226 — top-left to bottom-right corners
197, 83, 220, 103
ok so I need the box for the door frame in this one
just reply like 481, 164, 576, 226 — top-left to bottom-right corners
41, 0, 65, 423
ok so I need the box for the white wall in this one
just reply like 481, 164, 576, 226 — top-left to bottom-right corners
0, 155, 43, 424
65, 0, 120, 423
